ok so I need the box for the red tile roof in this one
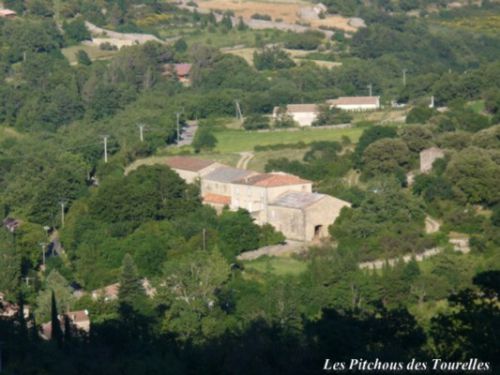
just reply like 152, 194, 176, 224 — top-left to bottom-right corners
165, 157, 216, 172
203, 193, 231, 205
174, 63, 192, 76
234, 173, 311, 187
66, 310, 90, 323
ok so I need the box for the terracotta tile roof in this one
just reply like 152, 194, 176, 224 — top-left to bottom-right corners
66, 310, 90, 323
327, 96, 380, 106
174, 63, 192, 76
91, 283, 119, 300
234, 173, 311, 187
165, 157, 216, 172
203, 193, 231, 205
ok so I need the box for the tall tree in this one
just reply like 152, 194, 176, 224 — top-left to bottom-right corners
118, 254, 146, 309
50, 290, 63, 347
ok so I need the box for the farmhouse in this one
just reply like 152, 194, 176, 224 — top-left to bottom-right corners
273, 104, 319, 127
420, 147, 444, 173
163, 63, 192, 84
165, 157, 350, 242
328, 96, 380, 111
230, 172, 312, 213
201, 166, 257, 211
165, 156, 221, 183
91, 279, 156, 301
255, 191, 351, 242
0, 8, 16, 18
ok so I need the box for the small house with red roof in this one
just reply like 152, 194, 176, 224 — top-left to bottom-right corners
163, 63, 192, 84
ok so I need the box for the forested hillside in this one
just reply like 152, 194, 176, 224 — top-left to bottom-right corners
0, 0, 499, 373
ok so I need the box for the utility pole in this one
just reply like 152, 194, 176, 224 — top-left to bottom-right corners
23, 277, 32, 286
59, 201, 66, 228
367, 84, 373, 97
235, 100, 243, 122
138, 124, 145, 142
402, 69, 407, 86
202, 228, 206, 251
176, 112, 181, 144
39, 242, 47, 267
101, 135, 109, 163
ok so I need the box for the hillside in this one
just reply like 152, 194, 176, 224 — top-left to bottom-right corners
0, 0, 499, 373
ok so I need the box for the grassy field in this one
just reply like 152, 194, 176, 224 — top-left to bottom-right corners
248, 148, 308, 172
214, 127, 364, 153
124, 152, 241, 174
243, 256, 308, 276
0, 126, 24, 141
224, 47, 342, 68
467, 100, 486, 114
62, 44, 118, 64
441, 15, 500, 35
160, 28, 288, 49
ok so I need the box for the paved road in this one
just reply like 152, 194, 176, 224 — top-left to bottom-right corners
177, 121, 198, 147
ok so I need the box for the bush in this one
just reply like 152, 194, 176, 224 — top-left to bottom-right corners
192, 127, 217, 152
251, 13, 272, 21
99, 42, 118, 51
284, 31, 324, 50
242, 114, 270, 130
406, 105, 436, 124
76, 50, 92, 66
253, 47, 295, 70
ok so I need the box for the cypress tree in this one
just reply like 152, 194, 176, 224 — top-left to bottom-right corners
50, 290, 63, 348
118, 254, 145, 309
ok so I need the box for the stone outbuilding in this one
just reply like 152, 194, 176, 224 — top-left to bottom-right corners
256, 191, 351, 242
420, 147, 444, 173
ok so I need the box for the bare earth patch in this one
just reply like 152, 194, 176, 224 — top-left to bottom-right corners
195, 0, 357, 32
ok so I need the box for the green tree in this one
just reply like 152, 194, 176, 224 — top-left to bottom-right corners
445, 147, 500, 205
63, 18, 91, 44
253, 47, 295, 70
160, 250, 231, 342
353, 126, 397, 167
218, 209, 260, 260
76, 50, 92, 66
118, 254, 146, 309
50, 290, 63, 347
362, 138, 410, 177
36, 270, 74, 323
0, 241, 20, 295
406, 105, 435, 124
192, 126, 217, 152
243, 114, 270, 130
